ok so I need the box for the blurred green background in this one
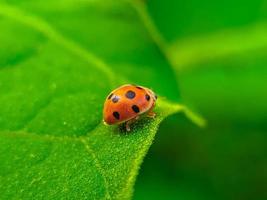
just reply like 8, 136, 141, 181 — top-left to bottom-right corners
134, 0, 267, 200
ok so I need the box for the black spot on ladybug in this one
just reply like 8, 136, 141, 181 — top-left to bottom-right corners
112, 95, 119, 103
132, 105, 140, 113
125, 90, 136, 99
155, 95, 158, 100
136, 86, 143, 90
145, 94, 150, 101
108, 93, 113, 99
113, 111, 120, 120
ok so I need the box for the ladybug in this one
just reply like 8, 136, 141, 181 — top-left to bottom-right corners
103, 84, 157, 131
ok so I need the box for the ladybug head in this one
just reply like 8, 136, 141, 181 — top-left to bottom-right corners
146, 88, 157, 102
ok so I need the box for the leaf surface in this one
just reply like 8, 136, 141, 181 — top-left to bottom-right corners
0, 1, 201, 199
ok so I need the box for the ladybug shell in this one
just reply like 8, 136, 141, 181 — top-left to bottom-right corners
103, 84, 156, 125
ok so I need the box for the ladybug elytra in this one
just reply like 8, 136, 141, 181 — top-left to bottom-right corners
103, 84, 157, 131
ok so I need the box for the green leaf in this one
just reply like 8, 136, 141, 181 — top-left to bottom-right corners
0, 0, 181, 101
168, 23, 267, 68
0, 100, 185, 199
0, 1, 203, 199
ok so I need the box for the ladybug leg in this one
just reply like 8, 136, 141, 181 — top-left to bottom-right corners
125, 121, 131, 132
125, 116, 140, 132
103, 119, 108, 126
147, 110, 156, 118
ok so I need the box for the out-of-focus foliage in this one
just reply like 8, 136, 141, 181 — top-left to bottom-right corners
134, 0, 267, 200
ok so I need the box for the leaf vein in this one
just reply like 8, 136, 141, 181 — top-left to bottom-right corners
80, 138, 111, 200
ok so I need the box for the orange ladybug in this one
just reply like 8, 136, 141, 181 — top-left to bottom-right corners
103, 84, 157, 131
